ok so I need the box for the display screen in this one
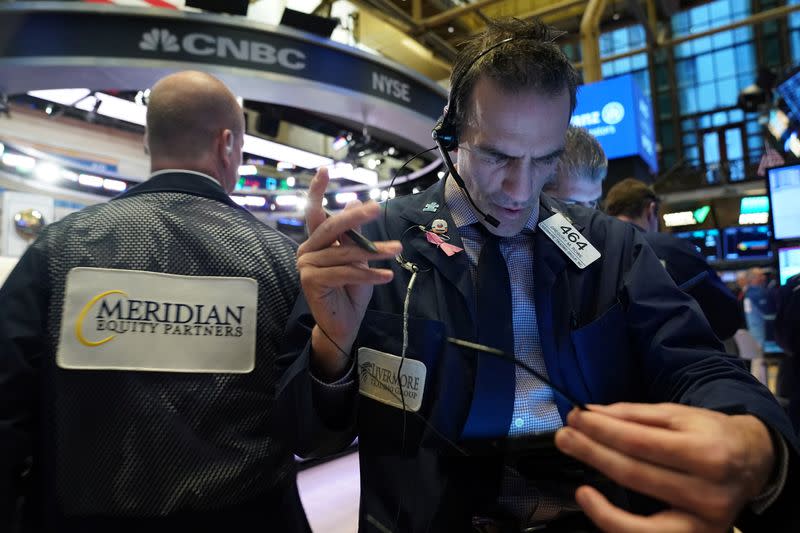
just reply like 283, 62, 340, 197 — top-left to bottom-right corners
673, 229, 722, 262
767, 164, 800, 240
778, 70, 800, 119
778, 246, 800, 285
722, 225, 772, 260
570, 74, 657, 172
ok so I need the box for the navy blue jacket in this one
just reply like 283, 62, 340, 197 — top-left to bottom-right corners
640, 230, 741, 340
279, 178, 798, 532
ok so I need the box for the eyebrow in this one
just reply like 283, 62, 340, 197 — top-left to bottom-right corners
474, 143, 565, 163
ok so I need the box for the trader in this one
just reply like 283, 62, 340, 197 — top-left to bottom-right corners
542, 125, 607, 209
603, 178, 741, 341
281, 18, 796, 533
0, 71, 308, 532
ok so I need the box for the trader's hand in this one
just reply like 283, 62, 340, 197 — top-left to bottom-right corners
297, 167, 401, 378
555, 403, 776, 533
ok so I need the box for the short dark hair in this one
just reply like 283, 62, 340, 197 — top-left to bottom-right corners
605, 178, 659, 218
450, 17, 579, 136
552, 126, 607, 186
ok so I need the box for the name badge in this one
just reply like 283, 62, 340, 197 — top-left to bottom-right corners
57, 267, 257, 373
357, 347, 426, 412
538, 213, 601, 269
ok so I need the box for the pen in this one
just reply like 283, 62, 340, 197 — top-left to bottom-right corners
321, 206, 379, 253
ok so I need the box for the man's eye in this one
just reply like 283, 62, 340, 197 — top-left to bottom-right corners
482, 154, 507, 165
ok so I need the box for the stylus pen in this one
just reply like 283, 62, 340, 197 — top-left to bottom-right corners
321, 206, 379, 253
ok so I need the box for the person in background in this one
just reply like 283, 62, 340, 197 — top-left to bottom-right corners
542, 125, 607, 208
605, 178, 741, 341
0, 71, 308, 533
744, 267, 777, 348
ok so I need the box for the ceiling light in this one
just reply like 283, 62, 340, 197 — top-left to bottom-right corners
103, 178, 127, 192
2, 153, 36, 172
286, 176, 296, 187
389, 187, 396, 199
238, 164, 258, 176
275, 194, 299, 207
28, 88, 92, 106
277, 161, 296, 171
369, 188, 381, 200
328, 162, 354, 180
61, 169, 78, 181
78, 173, 104, 188
381, 190, 389, 201
244, 195, 266, 207
335, 192, 358, 205
243, 135, 332, 170
352, 167, 378, 186
34, 162, 61, 183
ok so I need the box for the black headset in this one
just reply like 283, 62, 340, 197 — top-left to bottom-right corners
431, 36, 519, 228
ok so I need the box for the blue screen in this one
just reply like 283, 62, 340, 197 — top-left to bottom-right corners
571, 74, 658, 173
673, 229, 722, 262
778, 246, 800, 285
722, 225, 772, 260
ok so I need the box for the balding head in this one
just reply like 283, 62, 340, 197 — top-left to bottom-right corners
146, 71, 244, 192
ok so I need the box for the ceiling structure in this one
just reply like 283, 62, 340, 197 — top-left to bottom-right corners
333, 0, 666, 83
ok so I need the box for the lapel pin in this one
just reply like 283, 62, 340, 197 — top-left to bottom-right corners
430, 219, 448, 234
423, 202, 440, 213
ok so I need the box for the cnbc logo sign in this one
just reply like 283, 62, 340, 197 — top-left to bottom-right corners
138, 27, 307, 71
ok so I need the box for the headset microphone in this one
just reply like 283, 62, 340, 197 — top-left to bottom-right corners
432, 131, 500, 228
430, 36, 519, 230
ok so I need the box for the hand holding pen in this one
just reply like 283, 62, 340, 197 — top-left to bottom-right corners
296, 167, 402, 379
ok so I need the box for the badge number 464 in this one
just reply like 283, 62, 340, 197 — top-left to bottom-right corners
561, 226, 588, 250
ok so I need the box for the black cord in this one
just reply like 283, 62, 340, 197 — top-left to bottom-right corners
383, 146, 439, 240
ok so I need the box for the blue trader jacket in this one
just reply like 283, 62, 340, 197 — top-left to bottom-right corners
279, 178, 798, 533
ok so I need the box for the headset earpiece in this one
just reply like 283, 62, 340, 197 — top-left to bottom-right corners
431, 115, 458, 153
225, 135, 234, 156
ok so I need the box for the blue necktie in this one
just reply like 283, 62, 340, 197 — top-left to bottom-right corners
461, 228, 516, 438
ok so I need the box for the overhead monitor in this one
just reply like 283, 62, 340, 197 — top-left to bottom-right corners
778, 245, 800, 285
722, 225, 772, 261
673, 229, 722, 262
571, 74, 657, 172
766, 163, 800, 240
778, 68, 800, 119
738, 195, 770, 225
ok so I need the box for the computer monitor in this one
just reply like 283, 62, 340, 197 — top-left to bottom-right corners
722, 225, 773, 261
778, 68, 800, 119
767, 163, 800, 240
778, 245, 800, 285
673, 229, 722, 262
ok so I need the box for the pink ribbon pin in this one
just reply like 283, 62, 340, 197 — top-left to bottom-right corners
425, 231, 463, 257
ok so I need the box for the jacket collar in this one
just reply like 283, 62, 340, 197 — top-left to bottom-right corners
114, 171, 251, 214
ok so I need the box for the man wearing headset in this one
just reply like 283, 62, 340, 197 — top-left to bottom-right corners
0, 71, 308, 532
281, 18, 797, 533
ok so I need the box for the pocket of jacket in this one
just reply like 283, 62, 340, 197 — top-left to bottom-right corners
570, 301, 635, 404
